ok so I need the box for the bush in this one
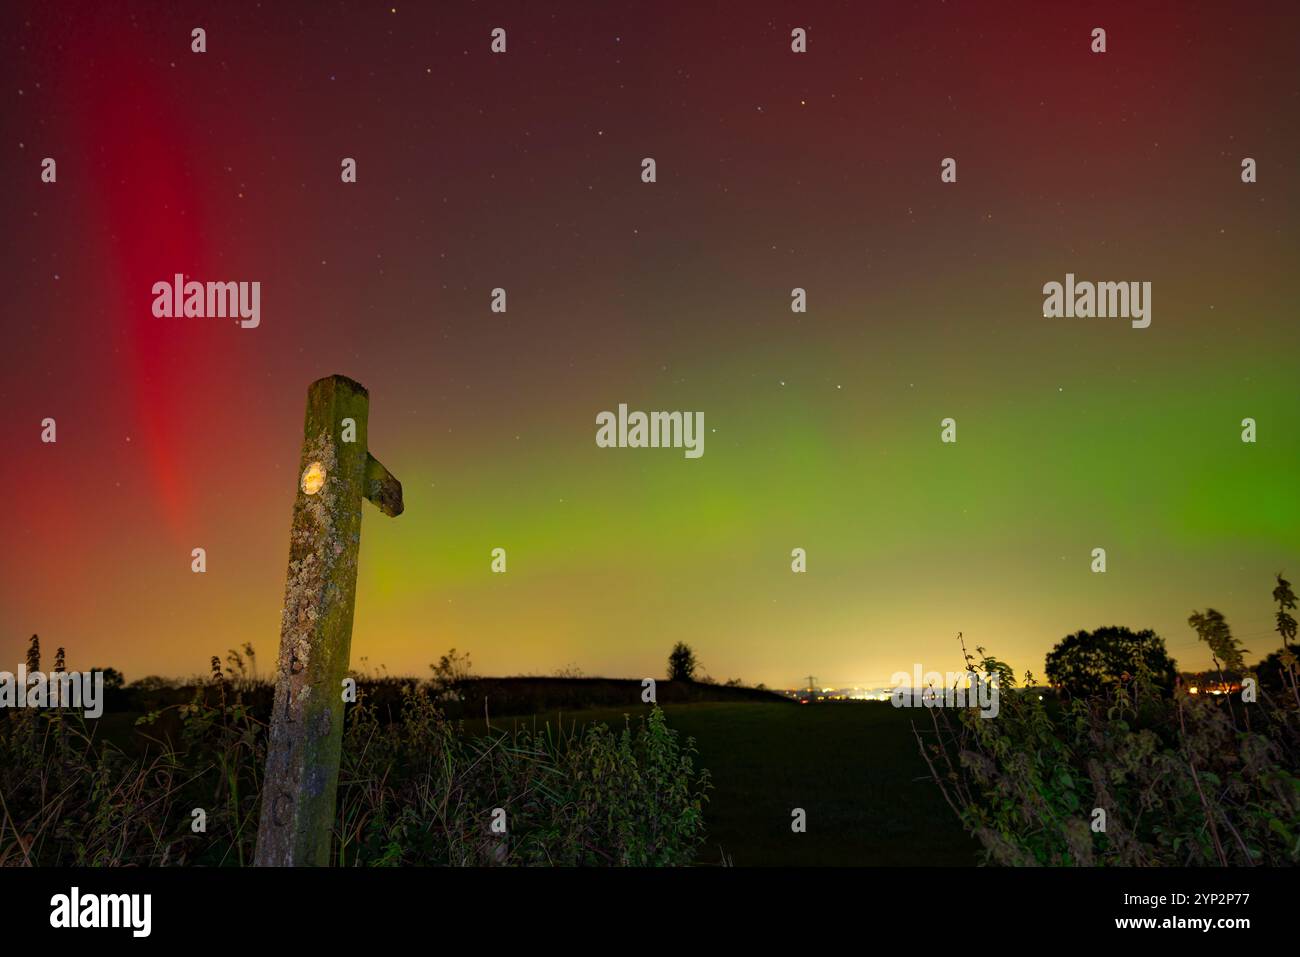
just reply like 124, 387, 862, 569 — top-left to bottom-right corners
0, 678, 265, 866
918, 604, 1300, 866
337, 690, 710, 865
0, 677, 710, 867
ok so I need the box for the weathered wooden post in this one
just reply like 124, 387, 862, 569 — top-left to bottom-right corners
254, 374, 403, 866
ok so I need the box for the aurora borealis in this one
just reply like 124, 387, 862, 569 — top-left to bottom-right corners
2, 1, 1298, 689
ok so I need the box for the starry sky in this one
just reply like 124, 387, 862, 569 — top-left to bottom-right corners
2, 1, 1298, 688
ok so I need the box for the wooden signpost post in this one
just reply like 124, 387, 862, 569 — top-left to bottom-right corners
254, 375, 403, 866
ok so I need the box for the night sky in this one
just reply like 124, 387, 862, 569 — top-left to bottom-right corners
3, 1, 1298, 688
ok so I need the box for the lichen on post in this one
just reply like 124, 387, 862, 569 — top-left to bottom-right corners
254, 374, 403, 866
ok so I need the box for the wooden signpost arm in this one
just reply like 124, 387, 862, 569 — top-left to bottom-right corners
364, 452, 404, 517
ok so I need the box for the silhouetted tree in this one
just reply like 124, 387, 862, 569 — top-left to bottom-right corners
1044, 626, 1177, 697
667, 642, 698, 682
1254, 648, 1295, 694
86, 667, 125, 690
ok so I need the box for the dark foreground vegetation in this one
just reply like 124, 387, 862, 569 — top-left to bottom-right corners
0, 655, 721, 866
2, 576, 1296, 867
0, 673, 973, 866
919, 577, 1300, 866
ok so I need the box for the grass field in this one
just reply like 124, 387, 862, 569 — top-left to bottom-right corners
468, 700, 981, 866
65, 684, 981, 866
